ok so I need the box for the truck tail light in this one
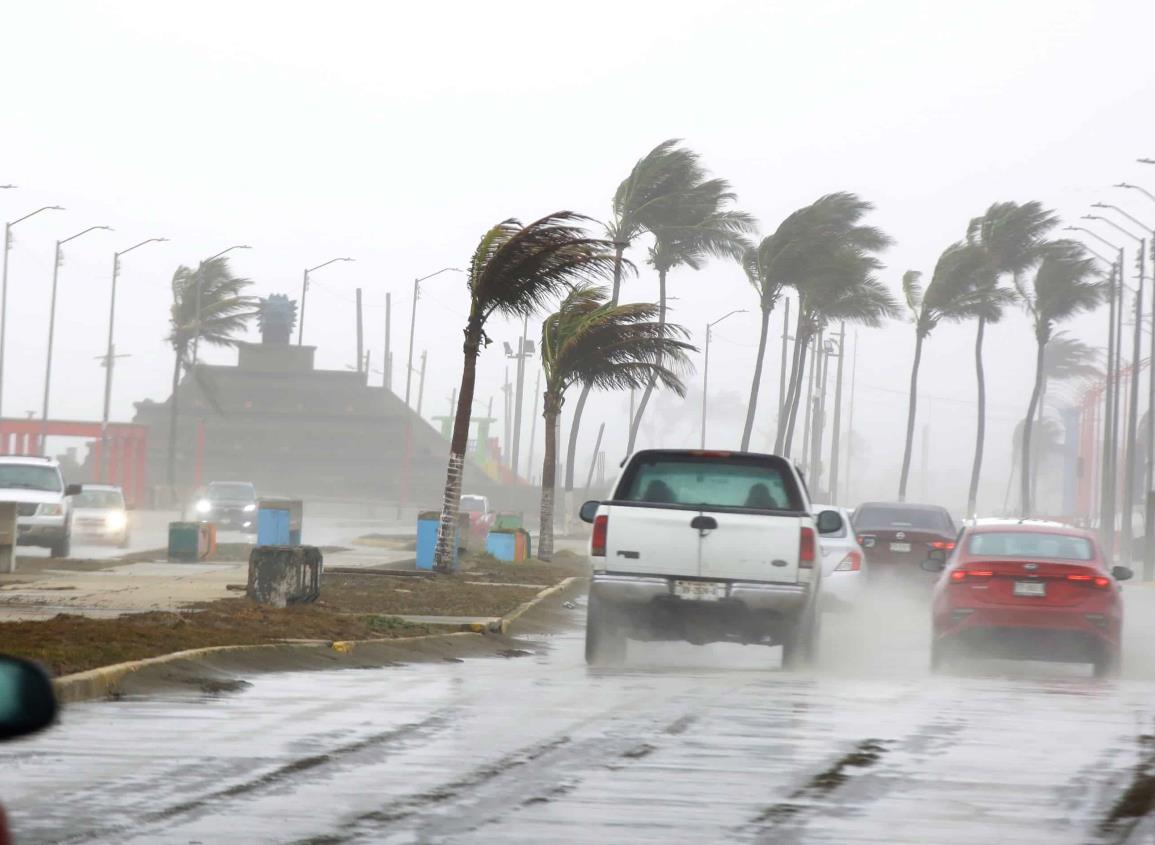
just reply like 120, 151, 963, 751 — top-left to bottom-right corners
591, 515, 608, 557
834, 550, 862, 572
799, 526, 816, 568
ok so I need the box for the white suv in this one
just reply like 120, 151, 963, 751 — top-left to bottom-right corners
0, 456, 75, 558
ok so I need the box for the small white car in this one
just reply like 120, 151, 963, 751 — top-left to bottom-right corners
70, 484, 130, 547
813, 503, 867, 611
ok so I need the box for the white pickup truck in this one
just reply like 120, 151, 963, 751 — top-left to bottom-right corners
579, 449, 845, 667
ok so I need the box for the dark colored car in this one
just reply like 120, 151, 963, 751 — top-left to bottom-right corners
0, 655, 57, 845
195, 481, 258, 532
923, 520, 1132, 677
852, 502, 957, 579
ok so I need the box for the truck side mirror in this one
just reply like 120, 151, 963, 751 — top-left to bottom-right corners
816, 510, 843, 535
64, 484, 82, 497
0, 656, 56, 741
579, 501, 600, 524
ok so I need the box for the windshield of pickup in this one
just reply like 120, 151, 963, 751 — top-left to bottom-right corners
616, 453, 803, 512
0, 464, 62, 493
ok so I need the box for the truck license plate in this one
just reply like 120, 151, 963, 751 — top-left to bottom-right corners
674, 580, 727, 601
1014, 581, 1046, 597
889, 542, 911, 553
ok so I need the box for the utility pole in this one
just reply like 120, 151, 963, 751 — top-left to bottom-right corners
416, 350, 427, 417
297, 257, 354, 346
1122, 242, 1145, 564
801, 332, 820, 469
355, 288, 364, 374
384, 292, 392, 390
811, 336, 831, 491
502, 365, 512, 465
845, 331, 858, 502
507, 317, 533, 474
584, 422, 606, 493
700, 309, 745, 449
828, 323, 847, 502
406, 267, 462, 406
778, 297, 791, 424
2, 205, 64, 417
527, 370, 541, 483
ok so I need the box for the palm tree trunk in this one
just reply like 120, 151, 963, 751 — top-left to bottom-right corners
564, 242, 625, 488
782, 325, 811, 456
898, 331, 925, 502
741, 303, 773, 451
1020, 336, 1047, 517
966, 316, 987, 517
538, 391, 561, 561
775, 309, 806, 453
434, 319, 483, 571
166, 349, 183, 492
627, 266, 666, 454
1031, 377, 1047, 508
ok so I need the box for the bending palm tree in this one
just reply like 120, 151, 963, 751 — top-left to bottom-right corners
1018, 240, 1106, 515
564, 139, 698, 496
539, 285, 695, 559
965, 201, 1057, 516
166, 258, 256, 491
771, 193, 893, 457
897, 242, 991, 501
625, 184, 755, 454
739, 241, 784, 451
434, 213, 617, 570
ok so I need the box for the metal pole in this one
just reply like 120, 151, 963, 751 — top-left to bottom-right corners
511, 315, 528, 473
829, 323, 846, 502
100, 253, 122, 481
801, 332, 819, 468
1102, 260, 1119, 548
812, 338, 831, 490
700, 322, 711, 449
297, 268, 310, 345
778, 297, 790, 424
1112, 249, 1126, 547
384, 292, 392, 390
584, 422, 606, 493
1123, 241, 1145, 564
1147, 238, 1155, 578
405, 277, 418, 406
0, 222, 10, 420
355, 288, 364, 373
40, 240, 64, 453
845, 331, 858, 500
416, 350, 427, 417
527, 370, 541, 482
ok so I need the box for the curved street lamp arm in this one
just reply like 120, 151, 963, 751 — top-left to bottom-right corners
1065, 225, 1122, 254
1083, 215, 1144, 245
415, 266, 462, 284
61, 225, 113, 246
1116, 183, 1155, 208
9, 205, 64, 227
307, 256, 354, 274
709, 308, 747, 329
116, 237, 168, 258
206, 244, 252, 262
1092, 204, 1155, 236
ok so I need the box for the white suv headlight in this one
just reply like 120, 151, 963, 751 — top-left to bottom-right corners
105, 511, 127, 531
36, 503, 64, 517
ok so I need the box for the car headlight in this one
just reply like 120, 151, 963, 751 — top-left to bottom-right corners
36, 503, 63, 516
195, 499, 212, 514
243, 503, 256, 513
105, 511, 127, 531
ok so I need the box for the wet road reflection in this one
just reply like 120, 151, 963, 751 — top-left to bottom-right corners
5, 585, 1155, 843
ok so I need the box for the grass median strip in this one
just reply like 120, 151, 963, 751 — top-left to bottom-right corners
1, 552, 588, 677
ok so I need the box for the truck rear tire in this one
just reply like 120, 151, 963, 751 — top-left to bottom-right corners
782, 608, 819, 670
585, 593, 626, 666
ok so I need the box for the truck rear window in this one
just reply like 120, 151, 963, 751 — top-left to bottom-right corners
616, 454, 803, 512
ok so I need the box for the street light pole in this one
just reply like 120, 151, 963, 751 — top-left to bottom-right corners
1, 205, 64, 418
41, 225, 113, 452
828, 323, 847, 501
1068, 225, 1123, 551
404, 267, 461, 407
700, 309, 745, 449
297, 257, 353, 346
100, 237, 167, 480
192, 245, 251, 366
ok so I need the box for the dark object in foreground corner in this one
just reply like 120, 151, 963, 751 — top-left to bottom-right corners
247, 546, 323, 608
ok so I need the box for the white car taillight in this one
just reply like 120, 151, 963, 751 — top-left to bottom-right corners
834, 550, 862, 572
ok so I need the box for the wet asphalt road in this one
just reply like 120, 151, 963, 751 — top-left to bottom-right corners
7, 585, 1155, 844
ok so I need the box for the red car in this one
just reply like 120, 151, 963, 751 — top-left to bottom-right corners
924, 520, 1132, 677
853, 502, 957, 580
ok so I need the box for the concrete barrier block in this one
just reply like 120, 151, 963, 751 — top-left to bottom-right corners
247, 545, 322, 608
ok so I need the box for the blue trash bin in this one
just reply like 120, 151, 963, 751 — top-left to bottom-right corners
257, 505, 291, 546
416, 511, 463, 571
485, 531, 517, 562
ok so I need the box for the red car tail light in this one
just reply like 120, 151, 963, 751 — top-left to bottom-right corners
834, 550, 862, 572
799, 526, 816, 568
591, 515, 608, 557
950, 569, 993, 582
1067, 573, 1111, 589
930, 540, 956, 551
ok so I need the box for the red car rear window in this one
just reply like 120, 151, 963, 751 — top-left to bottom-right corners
966, 531, 1094, 561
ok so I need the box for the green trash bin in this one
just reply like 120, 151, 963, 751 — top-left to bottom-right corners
493, 512, 523, 532
168, 522, 201, 562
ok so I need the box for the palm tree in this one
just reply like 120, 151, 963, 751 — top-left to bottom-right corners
433, 212, 618, 570
538, 285, 695, 559
563, 140, 699, 500
897, 242, 992, 501
771, 194, 894, 458
739, 241, 784, 451
1018, 240, 1106, 515
165, 258, 256, 492
965, 201, 1058, 516
624, 178, 755, 454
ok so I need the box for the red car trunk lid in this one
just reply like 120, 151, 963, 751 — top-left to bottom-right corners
950, 560, 1111, 608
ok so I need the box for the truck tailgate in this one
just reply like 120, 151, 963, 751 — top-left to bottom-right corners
603, 504, 700, 577
700, 512, 801, 583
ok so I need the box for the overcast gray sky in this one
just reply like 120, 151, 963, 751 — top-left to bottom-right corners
3, 0, 1154, 510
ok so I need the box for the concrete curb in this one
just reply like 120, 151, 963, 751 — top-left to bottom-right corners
52, 576, 585, 703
